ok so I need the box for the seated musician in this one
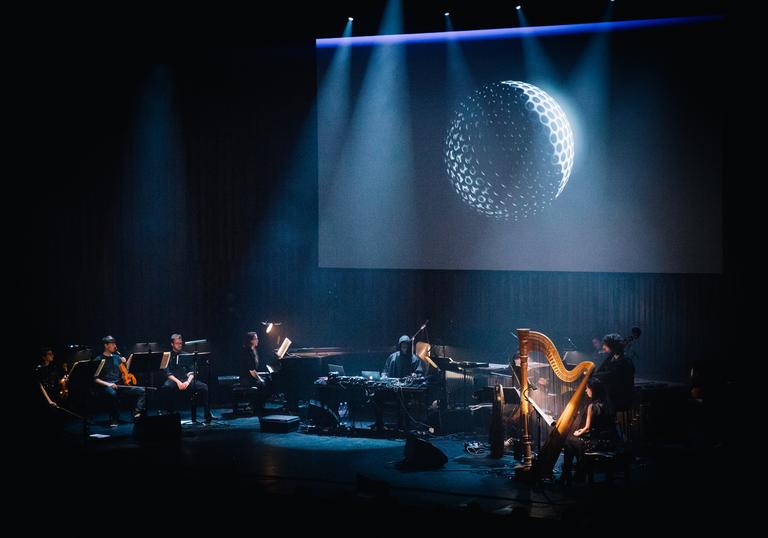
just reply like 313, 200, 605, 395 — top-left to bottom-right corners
593, 333, 635, 419
375, 335, 423, 432
382, 335, 423, 378
94, 336, 146, 427
35, 347, 63, 408
561, 377, 617, 483
239, 331, 271, 415
31, 347, 67, 441
160, 333, 213, 423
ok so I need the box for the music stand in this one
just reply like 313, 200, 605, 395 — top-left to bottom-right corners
276, 338, 292, 360
178, 339, 224, 426
67, 358, 105, 437
127, 344, 168, 415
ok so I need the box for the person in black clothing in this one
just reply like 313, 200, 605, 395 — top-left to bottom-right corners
561, 377, 617, 483
591, 336, 606, 362
375, 335, 423, 432
239, 331, 271, 415
594, 333, 635, 414
30, 348, 67, 443
382, 335, 423, 378
159, 333, 213, 423
35, 347, 63, 406
94, 336, 146, 427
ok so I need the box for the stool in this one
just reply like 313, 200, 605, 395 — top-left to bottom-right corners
231, 384, 260, 416
583, 450, 632, 485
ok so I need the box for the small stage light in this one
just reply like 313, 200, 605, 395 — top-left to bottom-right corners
444, 12, 450, 16
516, 5, 522, 10
348, 17, 354, 22
261, 321, 282, 334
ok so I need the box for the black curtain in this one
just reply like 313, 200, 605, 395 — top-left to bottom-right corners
16, 12, 728, 384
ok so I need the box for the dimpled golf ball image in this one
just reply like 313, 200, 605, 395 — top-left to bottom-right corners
445, 81, 574, 221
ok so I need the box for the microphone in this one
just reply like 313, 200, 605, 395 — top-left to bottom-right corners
419, 320, 429, 332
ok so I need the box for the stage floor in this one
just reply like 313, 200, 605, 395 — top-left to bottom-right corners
21, 406, 725, 530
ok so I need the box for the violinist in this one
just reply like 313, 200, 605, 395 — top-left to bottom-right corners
94, 336, 146, 427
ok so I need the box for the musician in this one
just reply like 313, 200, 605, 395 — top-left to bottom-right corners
93, 336, 146, 427
561, 377, 617, 483
594, 333, 635, 414
35, 347, 62, 406
382, 335, 423, 378
30, 348, 66, 442
239, 331, 270, 415
591, 336, 606, 361
375, 335, 423, 432
160, 333, 213, 423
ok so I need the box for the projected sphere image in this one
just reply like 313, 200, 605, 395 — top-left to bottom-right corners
445, 81, 574, 221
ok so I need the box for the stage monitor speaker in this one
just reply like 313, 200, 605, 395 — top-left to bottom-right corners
133, 413, 181, 441
308, 400, 339, 429
398, 434, 448, 470
260, 414, 301, 433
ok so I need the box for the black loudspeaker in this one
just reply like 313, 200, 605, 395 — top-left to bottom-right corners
133, 413, 181, 441
260, 414, 301, 433
308, 401, 339, 429
398, 434, 448, 470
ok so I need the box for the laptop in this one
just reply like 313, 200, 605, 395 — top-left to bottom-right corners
327, 364, 345, 376
361, 370, 381, 380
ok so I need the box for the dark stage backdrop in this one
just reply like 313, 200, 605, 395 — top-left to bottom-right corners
17, 15, 727, 384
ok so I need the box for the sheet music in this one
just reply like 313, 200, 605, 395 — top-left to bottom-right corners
276, 338, 292, 359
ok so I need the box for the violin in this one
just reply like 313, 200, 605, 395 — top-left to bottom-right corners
117, 353, 137, 385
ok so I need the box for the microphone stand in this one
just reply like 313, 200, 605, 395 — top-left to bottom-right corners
410, 320, 428, 353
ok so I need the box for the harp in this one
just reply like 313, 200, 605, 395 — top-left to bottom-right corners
515, 328, 595, 480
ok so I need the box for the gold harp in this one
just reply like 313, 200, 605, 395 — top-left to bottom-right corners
516, 328, 595, 480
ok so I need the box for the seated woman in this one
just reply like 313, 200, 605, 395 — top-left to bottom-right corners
561, 377, 617, 483
240, 331, 271, 415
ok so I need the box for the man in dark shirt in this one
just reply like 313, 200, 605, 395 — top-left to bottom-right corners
93, 336, 146, 427
35, 347, 62, 405
594, 333, 635, 414
159, 333, 212, 423
382, 335, 423, 378
375, 335, 423, 432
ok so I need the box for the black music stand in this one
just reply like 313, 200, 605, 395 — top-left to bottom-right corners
67, 358, 105, 437
128, 345, 167, 415
178, 339, 225, 426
